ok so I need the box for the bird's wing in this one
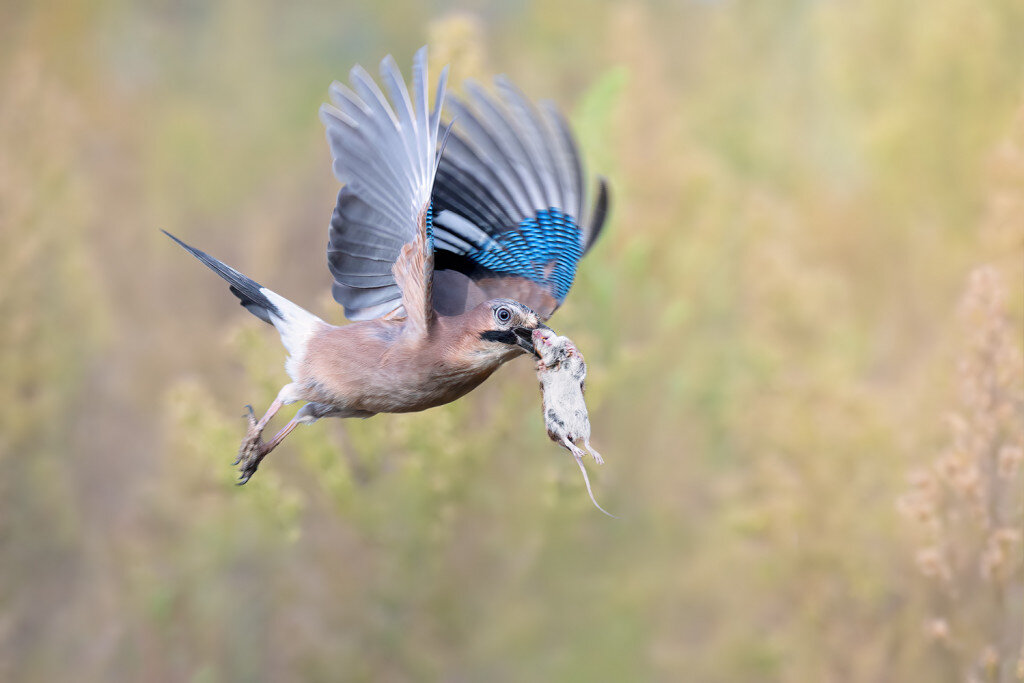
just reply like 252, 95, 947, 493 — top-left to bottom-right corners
428, 76, 609, 321
390, 201, 434, 336
320, 47, 448, 329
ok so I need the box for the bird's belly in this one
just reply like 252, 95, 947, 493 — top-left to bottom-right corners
303, 354, 499, 414
350, 366, 497, 413
394, 373, 489, 412
300, 322, 512, 415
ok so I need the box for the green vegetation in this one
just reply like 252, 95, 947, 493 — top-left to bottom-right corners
1, 1, 1021, 680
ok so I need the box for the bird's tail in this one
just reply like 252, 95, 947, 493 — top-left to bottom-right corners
163, 230, 281, 323
163, 231, 325, 363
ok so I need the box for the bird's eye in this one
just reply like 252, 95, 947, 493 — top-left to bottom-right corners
495, 306, 512, 324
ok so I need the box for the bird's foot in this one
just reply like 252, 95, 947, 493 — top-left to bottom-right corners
234, 405, 267, 485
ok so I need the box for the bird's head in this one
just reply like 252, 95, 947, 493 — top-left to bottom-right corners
469, 298, 548, 360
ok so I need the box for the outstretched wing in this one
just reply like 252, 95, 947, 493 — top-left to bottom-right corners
429, 76, 609, 321
320, 47, 448, 331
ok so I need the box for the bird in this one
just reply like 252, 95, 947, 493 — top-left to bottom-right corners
165, 46, 609, 483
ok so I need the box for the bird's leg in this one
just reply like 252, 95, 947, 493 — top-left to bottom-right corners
234, 383, 301, 485
240, 400, 279, 449
234, 398, 368, 484
236, 416, 301, 485
234, 398, 282, 465
262, 418, 301, 454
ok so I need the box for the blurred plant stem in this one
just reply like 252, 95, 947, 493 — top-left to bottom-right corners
900, 267, 1024, 683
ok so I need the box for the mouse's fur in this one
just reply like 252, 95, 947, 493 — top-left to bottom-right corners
533, 329, 615, 517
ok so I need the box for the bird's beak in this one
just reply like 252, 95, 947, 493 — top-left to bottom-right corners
514, 322, 549, 356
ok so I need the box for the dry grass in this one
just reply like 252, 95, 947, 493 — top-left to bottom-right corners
900, 267, 1024, 683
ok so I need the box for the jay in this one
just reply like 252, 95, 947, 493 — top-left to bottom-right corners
166, 47, 608, 483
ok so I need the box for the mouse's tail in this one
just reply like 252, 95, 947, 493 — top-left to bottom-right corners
567, 448, 617, 518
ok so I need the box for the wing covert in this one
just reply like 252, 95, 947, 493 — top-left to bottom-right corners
429, 78, 609, 321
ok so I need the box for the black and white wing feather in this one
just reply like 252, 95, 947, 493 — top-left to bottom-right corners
429, 77, 609, 321
320, 47, 448, 324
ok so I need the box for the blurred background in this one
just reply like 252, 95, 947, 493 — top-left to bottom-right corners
2, 1, 1022, 681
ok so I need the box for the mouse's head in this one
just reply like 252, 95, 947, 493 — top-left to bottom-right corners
533, 328, 574, 368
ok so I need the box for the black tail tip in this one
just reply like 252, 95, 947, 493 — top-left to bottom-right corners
162, 229, 187, 248
161, 229, 208, 261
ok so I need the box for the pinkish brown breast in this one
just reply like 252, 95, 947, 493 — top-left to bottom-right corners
295, 311, 523, 414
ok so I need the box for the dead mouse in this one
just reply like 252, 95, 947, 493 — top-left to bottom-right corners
533, 328, 616, 518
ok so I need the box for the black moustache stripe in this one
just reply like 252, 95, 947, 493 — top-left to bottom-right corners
479, 329, 518, 345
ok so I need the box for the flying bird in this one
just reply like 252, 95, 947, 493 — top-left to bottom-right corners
165, 47, 609, 483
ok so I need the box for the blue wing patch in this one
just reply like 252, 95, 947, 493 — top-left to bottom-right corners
463, 208, 583, 301
425, 201, 434, 251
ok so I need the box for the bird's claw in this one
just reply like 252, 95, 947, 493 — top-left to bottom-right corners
234, 405, 265, 484
235, 435, 266, 485
233, 406, 259, 465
